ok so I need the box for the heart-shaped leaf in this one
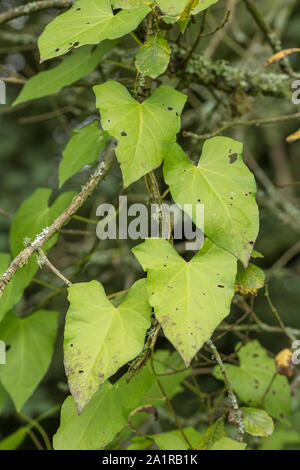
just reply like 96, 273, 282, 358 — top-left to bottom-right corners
64, 278, 152, 413
94, 81, 186, 186
0, 310, 59, 411
133, 238, 237, 365
38, 0, 150, 61
163, 139, 259, 266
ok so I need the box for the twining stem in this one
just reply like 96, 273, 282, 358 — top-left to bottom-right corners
18, 411, 52, 451
207, 339, 245, 440
183, 9, 230, 66
207, 339, 239, 410
257, 372, 277, 408
150, 347, 194, 450
265, 284, 293, 344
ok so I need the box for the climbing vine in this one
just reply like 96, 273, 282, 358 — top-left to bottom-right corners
0, 0, 300, 452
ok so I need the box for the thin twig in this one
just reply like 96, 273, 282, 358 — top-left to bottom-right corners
150, 346, 193, 449
0, 208, 13, 219
207, 339, 245, 440
268, 240, 300, 276
37, 248, 72, 287
18, 412, 52, 451
183, 112, 300, 140
264, 284, 293, 343
207, 340, 239, 411
184, 10, 230, 66
242, 0, 293, 75
0, 0, 73, 25
257, 372, 278, 408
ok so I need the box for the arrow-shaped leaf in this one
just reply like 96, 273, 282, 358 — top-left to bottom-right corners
163, 139, 259, 266
133, 238, 237, 365
94, 81, 186, 186
38, 0, 150, 61
64, 278, 152, 413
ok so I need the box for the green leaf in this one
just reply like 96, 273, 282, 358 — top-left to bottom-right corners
38, 0, 150, 61
59, 121, 111, 187
10, 189, 76, 256
0, 426, 28, 450
53, 366, 156, 450
13, 42, 116, 106
210, 437, 247, 450
260, 426, 300, 450
133, 238, 237, 365
94, 81, 186, 186
251, 249, 264, 258
144, 349, 189, 401
136, 34, 171, 78
163, 139, 259, 266
157, 0, 218, 23
0, 254, 32, 323
64, 278, 151, 413
196, 417, 225, 449
0, 310, 59, 411
113, 0, 152, 7
0, 382, 8, 413
153, 427, 203, 450
235, 262, 265, 295
213, 340, 291, 424
9, 189, 75, 285
241, 407, 274, 437
127, 436, 152, 450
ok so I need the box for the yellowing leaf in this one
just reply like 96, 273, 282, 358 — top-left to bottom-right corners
241, 407, 274, 437
275, 349, 293, 377
286, 127, 300, 143
266, 48, 300, 66
136, 34, 171, 78
157, 0, 218, 23
235, 262, 265, 296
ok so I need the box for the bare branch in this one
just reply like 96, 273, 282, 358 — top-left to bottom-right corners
0, 149, 116, 297
0, 0, 73, 25
185, 53, 293, 98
